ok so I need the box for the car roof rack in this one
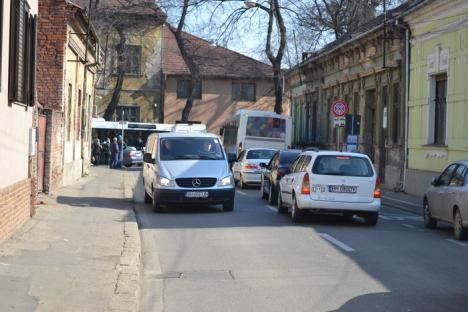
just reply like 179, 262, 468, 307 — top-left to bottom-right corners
303, 147, 319, 152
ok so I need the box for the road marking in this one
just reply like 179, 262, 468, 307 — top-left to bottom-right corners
265, 205, 277, 212
236, 190, 247, 196
446, 239, 468, 247
402, 223, 417, 229
318, 233, 355, 252
379, 214, 423, 222
382, 195, 422, 208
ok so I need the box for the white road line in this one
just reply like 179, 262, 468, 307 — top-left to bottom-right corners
446, 239, 468, 247
236, 190, 247, 196
265, 205, 277, 212
382, 196, 422, 208
402, 223, 417, 229
318, 233, 355, 252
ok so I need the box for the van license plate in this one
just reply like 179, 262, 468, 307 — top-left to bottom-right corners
185, 191, 209, 198
328, 185, 357, 193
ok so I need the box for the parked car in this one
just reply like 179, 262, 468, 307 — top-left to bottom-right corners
142, 129, 235, 212
123, 146, 143, 167
232, 148, 277, 188
423, 161, 468, 240
278, 150, 381, 224
260, 149, 302, 205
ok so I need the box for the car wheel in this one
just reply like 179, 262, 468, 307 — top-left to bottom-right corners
144, 187, 152, 204
223, 199, 234, 212
152, 189, 163, 213
277, 190, 288, 214
423, 201, 437, 229
240, 175, 247, 189
363, 212, 379, 226
261, 179, 268, 199
268, 182, 278, 205
454, 209, 468, 240
291, 196, 305, 223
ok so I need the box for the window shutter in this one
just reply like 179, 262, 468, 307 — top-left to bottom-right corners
28, 15, 37, 106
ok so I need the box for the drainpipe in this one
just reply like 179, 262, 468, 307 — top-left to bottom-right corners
395, 19, 411, 192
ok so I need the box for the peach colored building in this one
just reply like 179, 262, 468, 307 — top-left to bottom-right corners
161, 25, 288, 133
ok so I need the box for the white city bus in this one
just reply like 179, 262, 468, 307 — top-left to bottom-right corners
219, 110, 292, 159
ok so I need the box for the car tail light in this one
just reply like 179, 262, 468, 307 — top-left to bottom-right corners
374, 177, 381, 198
244, 164, 258, 170
128, 151, 136, 157
301, 173, 310, 195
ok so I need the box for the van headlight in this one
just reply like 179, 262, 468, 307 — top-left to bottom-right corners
157, 175, 175, 187
219, 175, 233, 186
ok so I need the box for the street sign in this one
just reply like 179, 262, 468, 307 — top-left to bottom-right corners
333, 117, 346, 127
347, 134, 359, 152
331, 99, 349, 118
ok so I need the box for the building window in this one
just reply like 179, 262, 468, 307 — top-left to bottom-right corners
177, 79, 202, 99
433, 75, 447, 145
232, 82, 256, 101
8, 0, 36, 105
67, 84, 73, 141
116, 105, 140, 122
113, 45, 141, 75
76, 89, 81, 140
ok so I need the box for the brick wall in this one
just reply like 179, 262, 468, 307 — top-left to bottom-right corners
37, 0, 67, 110
43, 109, 65, 192
0, 179, 32, 245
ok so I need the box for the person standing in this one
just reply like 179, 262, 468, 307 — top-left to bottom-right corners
102, 138, 111, 166
110, 137, 120, 169
91, 138, 102, 166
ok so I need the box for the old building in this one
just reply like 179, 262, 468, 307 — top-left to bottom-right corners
162, 25, 286, 133
0, 0, 38, 243
402, 0, 468, 196
287, 3, 412, 189
89, 0, 166, 123
37, 0, 100, 191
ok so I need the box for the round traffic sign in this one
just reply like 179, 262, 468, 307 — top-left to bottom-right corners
331, 100, 349, 117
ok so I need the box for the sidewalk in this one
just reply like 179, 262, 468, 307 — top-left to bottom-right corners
0, 167, 141, 312
381, 188, 423, 215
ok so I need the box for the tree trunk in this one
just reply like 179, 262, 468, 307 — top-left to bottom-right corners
103, 32, 126, 121
273, 65, 283, 114
103, 69, 124, 121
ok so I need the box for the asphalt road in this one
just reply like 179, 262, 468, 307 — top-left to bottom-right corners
133, 173, 468, 312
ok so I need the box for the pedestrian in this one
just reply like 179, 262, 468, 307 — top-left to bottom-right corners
101, 138, 110, 165
137, 137, 145, 151
117, 135, 126, 167
91, 138, 102, 166
110, 137, 120, 169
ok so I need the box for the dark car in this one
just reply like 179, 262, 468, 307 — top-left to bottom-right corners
260, 149, 302, 205
123, 146, 143, 167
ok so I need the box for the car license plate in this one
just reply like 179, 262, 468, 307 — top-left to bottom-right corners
185, 191, 209, 198
328, 185, 357, 193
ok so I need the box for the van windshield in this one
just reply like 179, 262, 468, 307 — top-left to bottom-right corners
160, 137, 225, 161
312, 155, 374, 177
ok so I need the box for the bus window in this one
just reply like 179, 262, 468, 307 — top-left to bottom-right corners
246, 116, 286, 139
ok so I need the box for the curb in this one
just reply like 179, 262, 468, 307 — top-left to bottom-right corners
107, 172, 142, 312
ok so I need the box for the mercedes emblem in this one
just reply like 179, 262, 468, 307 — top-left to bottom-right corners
192, 178, 202, 188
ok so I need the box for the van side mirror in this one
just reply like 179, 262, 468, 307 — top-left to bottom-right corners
143, 153, 155, 164
431, 177, 438, 186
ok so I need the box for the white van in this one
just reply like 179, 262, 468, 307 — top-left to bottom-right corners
142, 130, 235, 212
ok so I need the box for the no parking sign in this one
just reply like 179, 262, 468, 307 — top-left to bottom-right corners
331, 99, 349, 118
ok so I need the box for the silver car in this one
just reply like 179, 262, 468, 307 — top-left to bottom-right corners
424, 160, 468, 240
232, 148, 277, 188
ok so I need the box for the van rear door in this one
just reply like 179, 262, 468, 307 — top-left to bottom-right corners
309, 155, 376, 203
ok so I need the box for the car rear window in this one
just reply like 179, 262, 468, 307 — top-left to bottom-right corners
312, 155, 374, 177
246, 149, 276, 160
279, 152, 301, 165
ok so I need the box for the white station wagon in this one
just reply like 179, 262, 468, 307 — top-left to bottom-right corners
278, 150, 381, 224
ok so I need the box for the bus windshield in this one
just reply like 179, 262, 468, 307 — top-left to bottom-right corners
246, 116, 286, 139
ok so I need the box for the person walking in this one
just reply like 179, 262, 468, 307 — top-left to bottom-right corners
110, 137, 120, 169
91, 138, 102, 166
102, 138, 111, 166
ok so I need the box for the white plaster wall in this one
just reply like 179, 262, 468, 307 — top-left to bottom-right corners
0, 0, 38, 189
